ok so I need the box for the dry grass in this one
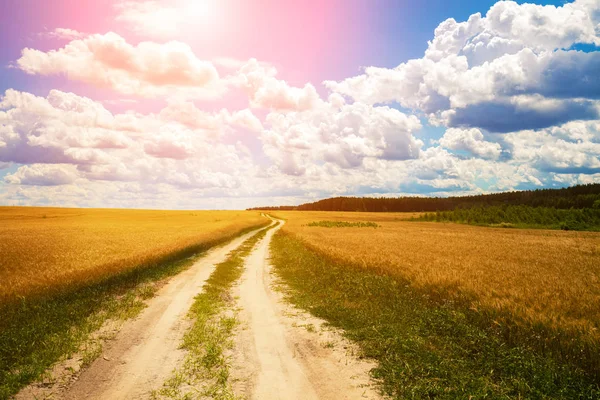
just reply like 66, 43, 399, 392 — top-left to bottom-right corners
273, 211, 600, 342
0, 207, 266, 304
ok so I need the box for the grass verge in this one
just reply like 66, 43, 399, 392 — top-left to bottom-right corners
153, 223, 275, 399
270, 231, 600, 399
0, 224, 266, 400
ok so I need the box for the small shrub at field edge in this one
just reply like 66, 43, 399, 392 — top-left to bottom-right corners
306, 220, 380, 228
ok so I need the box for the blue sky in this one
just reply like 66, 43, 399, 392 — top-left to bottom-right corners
0, 0, 599, 208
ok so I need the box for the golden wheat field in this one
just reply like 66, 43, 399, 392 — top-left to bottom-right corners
274, 211, 600, 338
0, 207, 266, 304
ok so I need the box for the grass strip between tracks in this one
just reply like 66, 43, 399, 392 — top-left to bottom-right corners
153, 223, 276, 400
270, 230, 600, 399
0, 223, 267, 400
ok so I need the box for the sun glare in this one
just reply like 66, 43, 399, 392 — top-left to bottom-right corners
185, 0, 212, 18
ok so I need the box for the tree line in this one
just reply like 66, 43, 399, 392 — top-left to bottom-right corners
416, 205, 600, 231
248, 184, 600, 212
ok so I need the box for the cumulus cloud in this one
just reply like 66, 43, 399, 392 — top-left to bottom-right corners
17, 32, 222, 98
406, 146, 546, 191
157, 99, 263, 134
143, 126, 195, 160
4, 164, 80, 186
447, 97, 599, 132
0, 89, 263, 190
426, 1, 598, 63
0, 89, 131, 165
325, 0, 600, 132
505, 121, 600, 174
46, 28, 85, 40
115, 1, 182, 39
439, 128, 502, 159
262, 99, 423, 175
222, 109, 264, 133
234, 59, 321, 111
4, 0, 600, 207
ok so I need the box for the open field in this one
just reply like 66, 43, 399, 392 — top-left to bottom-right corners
271, 211, 600, 396
273, 211, 600, 339
6, 216, 382, 400
4, 207, 600, 398
0, 207, 267, 398
0, 207, 267, 304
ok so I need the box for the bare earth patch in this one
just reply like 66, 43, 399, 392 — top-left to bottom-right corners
15, 319, 123, 400
230, 221, 383, 400
15, 229, 260, 400
16, 219, 383, 399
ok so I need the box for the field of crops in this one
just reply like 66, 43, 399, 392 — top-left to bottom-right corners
270, 211, 600, 395
275, 211, 600, 335
0, 207, 266, 304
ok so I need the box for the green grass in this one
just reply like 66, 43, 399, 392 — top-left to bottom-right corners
270, 231, 600, 399
153, 223, 275, 399
0, 224, 266, 400
416, 205, 600, 231
306, 220, 380, 228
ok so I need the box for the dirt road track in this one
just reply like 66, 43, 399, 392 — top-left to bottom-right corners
17, 227, 263, 400
230, 219, 382, 400
18, 218, 382, 399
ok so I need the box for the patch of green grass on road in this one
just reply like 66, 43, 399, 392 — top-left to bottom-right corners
153, 223, 276, 400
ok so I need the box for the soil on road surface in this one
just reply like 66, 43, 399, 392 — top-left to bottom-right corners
16, 228, 261, 400
230, 219, 382, 400
17, 218, 382, 400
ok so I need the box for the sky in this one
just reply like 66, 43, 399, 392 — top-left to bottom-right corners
0, 0, 599, 209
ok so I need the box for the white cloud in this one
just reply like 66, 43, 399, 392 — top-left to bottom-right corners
115, 1, 182, 39
505, 121, 600, 174
222, 109, 264, 133
439, 128, 502, 159
262, 100, 423, 174
407, 146, 545, 191
0, 89, 263, 190
157, 99, 263, 133
4, 164, 80, 186
4, 0, 600, 207
234, 59, 321, 111
325, 1, 600, 133
46, 28, 85, 40
17, 32, 223, 99
426, 1, 598, 64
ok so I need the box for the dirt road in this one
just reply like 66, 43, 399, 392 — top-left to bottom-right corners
18, 218, 381, 399
17, 227, 263, 400
230, 219, 382, 400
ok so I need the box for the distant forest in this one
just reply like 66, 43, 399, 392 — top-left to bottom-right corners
249, 183, 600, 212
417, 206, 600, 231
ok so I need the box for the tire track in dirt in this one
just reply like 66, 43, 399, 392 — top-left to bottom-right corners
18, 218, 382, 399
16, 226, 265, 400
230, 218, 383, 400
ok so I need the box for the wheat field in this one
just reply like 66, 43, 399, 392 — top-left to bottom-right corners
0, 207, 266, 304
274, 211, 600, 340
